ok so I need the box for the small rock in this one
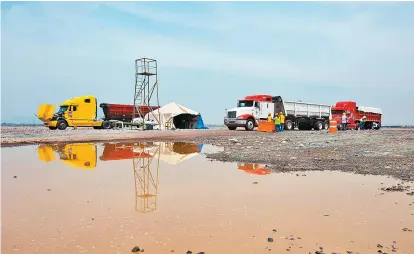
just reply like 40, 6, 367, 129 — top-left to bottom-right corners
132, 246, 140, 252
377, 244, 383, 248
47, 189, 51, 191
267, 237, 274, 242
140, 249, 144, 252
281, 140, 287, 144
186, 251, 193, 254
402, 227, 412, 232
229, 138, 238, 143
197, 252, 204, 254
13, 176, 17, 179
253, 182, 258, 184
290, 157, 297, 160
272, 229, 277, 232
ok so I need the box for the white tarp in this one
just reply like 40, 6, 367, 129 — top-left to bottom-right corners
145, 102, 199, 130
358, 106, 383, 115
151, 142, 200, 165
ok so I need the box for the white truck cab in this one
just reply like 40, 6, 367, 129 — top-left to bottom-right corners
224, 95, 275, 131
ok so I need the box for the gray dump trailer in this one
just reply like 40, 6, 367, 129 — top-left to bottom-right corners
273, 96, 332, 131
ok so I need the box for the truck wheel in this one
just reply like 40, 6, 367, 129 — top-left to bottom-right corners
57, 120, 68, 130
323, 121, 329, 130
49, 126, 57, 130
102, 121, 111, 129
285, 120, 294, 130
314, 121, 323, 130
245, 119, 255, 131
228, 126, 237, 130
298, 122, 310, 131
375, 123, 381, 130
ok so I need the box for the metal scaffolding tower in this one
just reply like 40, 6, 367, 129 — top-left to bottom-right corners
133, 58, 160, 130
133, 143, 161, 213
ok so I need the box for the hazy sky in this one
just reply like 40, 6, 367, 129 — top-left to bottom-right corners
1, 2, 414, 124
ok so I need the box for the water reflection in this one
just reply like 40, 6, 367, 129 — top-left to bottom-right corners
237, 162, 271, 175
36, 141, 203, 213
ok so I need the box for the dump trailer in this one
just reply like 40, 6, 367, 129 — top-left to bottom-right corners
100, 103, 160, 122
37, 95, 159, 130
224, 94, 331, 131
331, 101, 382, 130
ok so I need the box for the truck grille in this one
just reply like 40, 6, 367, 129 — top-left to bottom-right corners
227, 111, 236, 118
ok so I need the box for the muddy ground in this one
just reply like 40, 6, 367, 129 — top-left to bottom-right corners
188, 128, 414, 183
2, 126, 414, 182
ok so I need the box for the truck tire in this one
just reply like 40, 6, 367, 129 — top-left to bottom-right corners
314, 121, 323, 130
323, 121, 329, 130
285, 120, 294, 131
57, 120, 68, 130
102, 121, 112, 129
298, 122, 310, 131
228, 126, 237, 130
245, 119, 255, 131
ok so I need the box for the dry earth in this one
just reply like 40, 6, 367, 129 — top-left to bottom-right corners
2, 126, 414, 183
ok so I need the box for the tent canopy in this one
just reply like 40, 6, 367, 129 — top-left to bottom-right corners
145, 102, 202, 130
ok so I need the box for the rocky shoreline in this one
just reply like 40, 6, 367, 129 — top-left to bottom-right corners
2, 126, 414, 183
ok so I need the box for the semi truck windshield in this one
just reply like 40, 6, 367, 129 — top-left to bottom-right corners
58, 106, 69, 112
238, 101, 254, 107
331, 110, 344, 115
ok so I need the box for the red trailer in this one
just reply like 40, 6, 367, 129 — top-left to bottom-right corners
331, 101, 382, 130
99, 103, 160, 122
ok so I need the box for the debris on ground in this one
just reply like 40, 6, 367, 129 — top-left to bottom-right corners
131, 246, 141, 252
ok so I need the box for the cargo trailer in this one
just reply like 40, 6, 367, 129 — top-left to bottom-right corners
224, 94, 331, 131
37, 95, 160, 130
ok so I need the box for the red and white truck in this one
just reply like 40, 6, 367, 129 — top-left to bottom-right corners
224, 95, 332, 131
331, 101, 382, 130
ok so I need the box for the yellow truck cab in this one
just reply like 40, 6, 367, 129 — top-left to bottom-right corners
37, 143, 97, 170
37, 95, 105, 130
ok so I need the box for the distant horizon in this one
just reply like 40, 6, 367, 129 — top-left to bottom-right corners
1, 122, 413, 128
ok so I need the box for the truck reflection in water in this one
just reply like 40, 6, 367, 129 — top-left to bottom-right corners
237, 162, 272, 175
37, 141, 203, 213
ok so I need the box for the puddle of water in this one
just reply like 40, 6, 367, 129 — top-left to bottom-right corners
2, 142, 414, 254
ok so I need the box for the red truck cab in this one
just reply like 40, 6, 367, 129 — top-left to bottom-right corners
331, 101, 382, 130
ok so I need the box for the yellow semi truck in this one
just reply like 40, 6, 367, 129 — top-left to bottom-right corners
37, 95, 110, 130
37, 143, 97, 170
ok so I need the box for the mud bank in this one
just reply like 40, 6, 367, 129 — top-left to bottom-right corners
187, 128, 414, 182
0, 126, 236, 147
2, 127, 414, 182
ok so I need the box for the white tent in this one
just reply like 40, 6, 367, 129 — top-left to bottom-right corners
145, 102, 200, 130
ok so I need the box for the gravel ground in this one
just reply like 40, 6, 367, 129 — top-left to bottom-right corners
185, 128, 414, 183
2, 126, 414, 183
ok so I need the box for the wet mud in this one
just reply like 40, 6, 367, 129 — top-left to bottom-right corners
2, 141, 414, 254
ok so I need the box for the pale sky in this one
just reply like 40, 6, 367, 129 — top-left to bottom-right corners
1, 1, 414, 124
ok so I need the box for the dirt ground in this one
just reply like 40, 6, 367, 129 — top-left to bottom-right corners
2, 126, 414, 182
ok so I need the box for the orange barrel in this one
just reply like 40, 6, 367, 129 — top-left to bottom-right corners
328, 120, 337, 134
